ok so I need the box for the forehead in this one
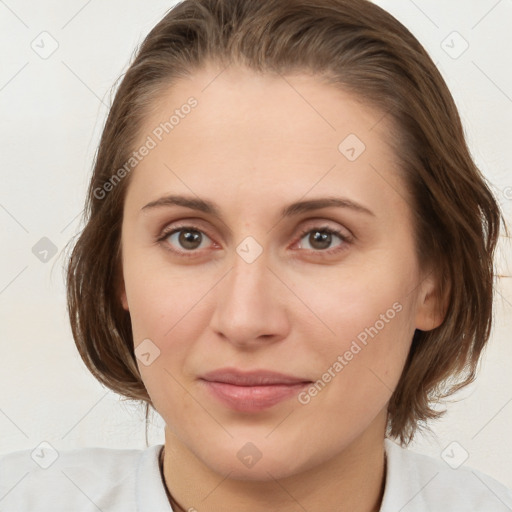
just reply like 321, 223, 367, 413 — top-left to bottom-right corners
126, 64, 407, 221
141, 64, 391, 153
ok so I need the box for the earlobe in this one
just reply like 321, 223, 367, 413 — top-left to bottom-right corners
114, 259, 129, 311
415, 271, 450, 332
120, 289, 129, 311
118, 274, 129, 311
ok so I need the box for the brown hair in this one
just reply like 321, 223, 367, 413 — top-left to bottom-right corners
66, 0, 509, 446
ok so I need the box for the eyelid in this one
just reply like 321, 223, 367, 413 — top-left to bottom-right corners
156, 222, 218, 249
156, 218, 216, 241
295, 218, 354, 241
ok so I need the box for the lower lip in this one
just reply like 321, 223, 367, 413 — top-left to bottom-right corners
200, 379, 310, 412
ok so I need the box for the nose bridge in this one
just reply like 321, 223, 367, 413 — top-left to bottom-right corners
210, 243, 287, 344
225, 245, 272, 313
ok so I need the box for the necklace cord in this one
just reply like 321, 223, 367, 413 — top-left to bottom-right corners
158, 445, 388, 512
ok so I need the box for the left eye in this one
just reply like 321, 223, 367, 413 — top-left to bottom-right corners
296, 227, 349, 252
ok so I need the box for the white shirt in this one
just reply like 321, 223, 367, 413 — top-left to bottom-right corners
1, 438, 511, 511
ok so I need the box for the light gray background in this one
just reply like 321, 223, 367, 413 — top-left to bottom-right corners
1, 0, 511, 488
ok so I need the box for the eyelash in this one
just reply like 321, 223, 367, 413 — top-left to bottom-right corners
156, 223, 352, 259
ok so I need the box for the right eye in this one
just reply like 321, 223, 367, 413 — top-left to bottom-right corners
157, 225, 216, 257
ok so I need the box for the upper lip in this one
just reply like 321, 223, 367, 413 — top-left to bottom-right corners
200, 367, 312, 386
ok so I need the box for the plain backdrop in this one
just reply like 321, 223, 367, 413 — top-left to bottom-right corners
1, 0, 511, 488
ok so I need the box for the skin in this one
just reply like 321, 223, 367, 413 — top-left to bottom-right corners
119, 63, 445, 512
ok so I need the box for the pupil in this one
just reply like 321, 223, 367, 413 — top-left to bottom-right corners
180, 230, 201, 249
310, 230, 331, 250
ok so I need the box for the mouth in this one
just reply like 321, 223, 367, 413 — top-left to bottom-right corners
199, 367, 312, 412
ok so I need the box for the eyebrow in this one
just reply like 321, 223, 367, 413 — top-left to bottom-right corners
141, 194, 376, 219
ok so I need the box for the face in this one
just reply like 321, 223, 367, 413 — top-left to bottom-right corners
119, 64, 441, 480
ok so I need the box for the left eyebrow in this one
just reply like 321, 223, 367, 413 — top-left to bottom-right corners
280, 197, 375, 218
141, 194, 376, 218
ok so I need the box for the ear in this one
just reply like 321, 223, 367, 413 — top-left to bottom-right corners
120, 283, 129, 311
415, 269, 450, 331
117, 271, 129, 311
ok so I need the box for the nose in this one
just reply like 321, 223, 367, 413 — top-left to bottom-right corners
209, 249, 291, 349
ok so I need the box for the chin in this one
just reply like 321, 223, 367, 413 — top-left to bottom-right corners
189, 435, 319, 482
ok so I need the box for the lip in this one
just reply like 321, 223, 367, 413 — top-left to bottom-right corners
200, 367, 311, 386
199, 367, 312, 412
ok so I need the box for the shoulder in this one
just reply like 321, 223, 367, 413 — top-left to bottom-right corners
381, 438, 512, 512
0, 443, 166, 512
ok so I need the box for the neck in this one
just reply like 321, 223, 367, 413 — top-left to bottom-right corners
160, 415, 388, 512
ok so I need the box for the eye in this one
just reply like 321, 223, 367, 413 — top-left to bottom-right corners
157, 224, 214, 257
294, 226, 351, 255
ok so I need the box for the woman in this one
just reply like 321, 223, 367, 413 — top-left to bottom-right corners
1, 0, 511, 510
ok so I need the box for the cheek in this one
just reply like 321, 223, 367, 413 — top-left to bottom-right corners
123, 252, 207, 341
293, 263, 416, 406
294, 306, 413, 441
127, 271, 207, 410
121, 255, 211, 398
